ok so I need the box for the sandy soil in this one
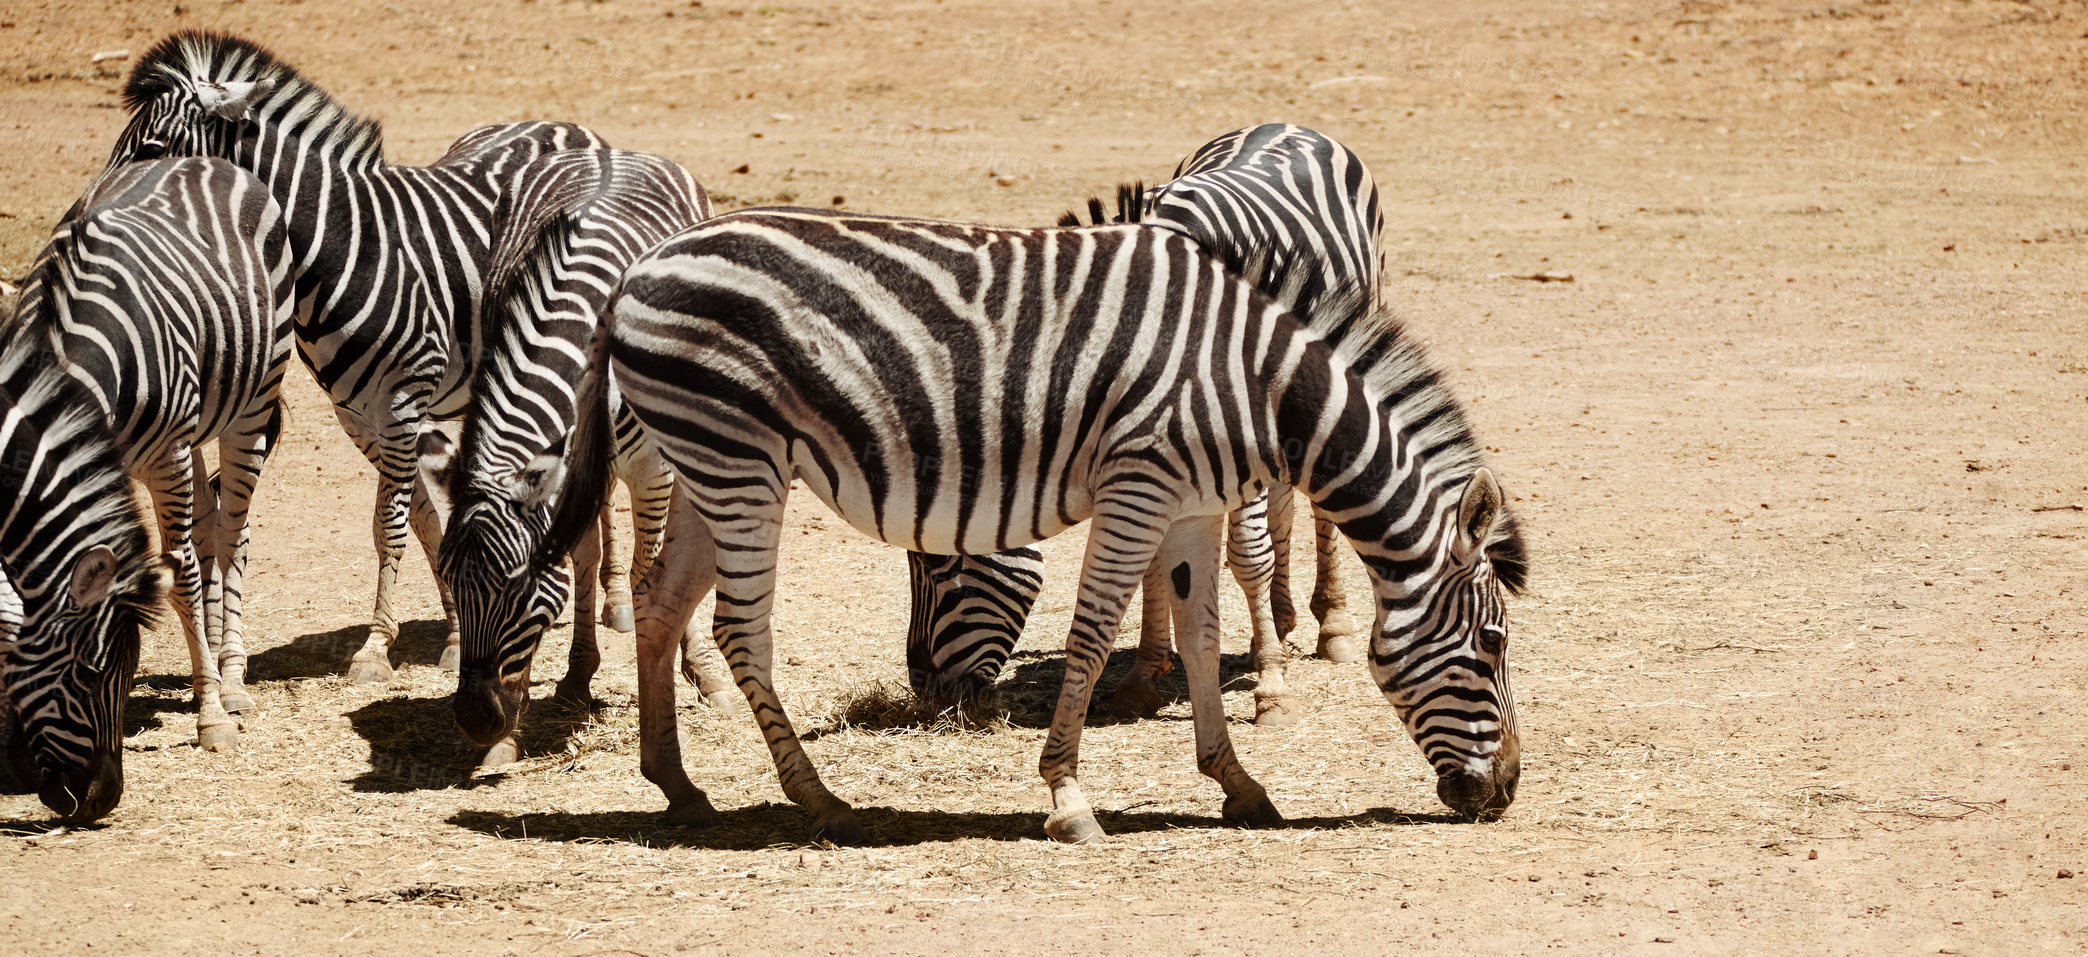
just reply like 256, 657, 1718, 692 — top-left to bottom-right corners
0, 0, 2084, 953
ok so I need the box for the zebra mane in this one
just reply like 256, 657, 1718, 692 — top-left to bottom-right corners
1055, 181, 1148, 228
0, 280, 161, 619
124, 30, 385, 166
452, 210, 583, 506
1247, 254, 1529, 594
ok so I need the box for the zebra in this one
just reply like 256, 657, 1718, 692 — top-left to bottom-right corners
2, 156, 292, 782
538, 208, 1529, 843
436, 152, 731, 768
909, 123, 1387, 727
0, 321, 162, 822
76, 30, 659, 686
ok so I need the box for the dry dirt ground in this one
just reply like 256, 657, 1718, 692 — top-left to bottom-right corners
1, 0, 2085, 953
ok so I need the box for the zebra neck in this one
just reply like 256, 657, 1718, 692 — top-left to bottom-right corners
1271, 342, 1452, 597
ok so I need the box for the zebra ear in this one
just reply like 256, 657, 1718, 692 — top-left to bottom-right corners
196, 78, 275, 123
1453, 468, 1503, 561
68, 546, 120, 610
513, 450, 567, 511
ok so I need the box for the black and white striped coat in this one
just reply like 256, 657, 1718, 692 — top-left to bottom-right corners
79, 31, 661, 689
910, 124, 1388, 725
2, 154, 292, 811
543, 209, 1527, 843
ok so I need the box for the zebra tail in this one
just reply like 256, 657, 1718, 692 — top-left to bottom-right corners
532, 218, 616, 570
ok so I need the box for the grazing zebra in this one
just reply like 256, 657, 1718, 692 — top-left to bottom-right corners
78, 30, 658, 685
910, 123, 1387, 725
0, 326, 161, 822
2, 156, 292, 776
438, 152, 730, 768
540, 209, 1528, 843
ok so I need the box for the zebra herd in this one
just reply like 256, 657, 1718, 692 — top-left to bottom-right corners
0, 30, 1527, 842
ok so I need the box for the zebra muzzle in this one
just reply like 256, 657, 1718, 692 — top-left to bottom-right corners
39, 750, 123, 823
453, 665, 525, 746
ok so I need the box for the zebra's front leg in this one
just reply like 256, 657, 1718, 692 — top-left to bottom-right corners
209, 413, 278, 715
555, 519, 606, 705
345, 457, 418, 686
1041, 505, 1169, 844
1229, 497, 1299, 727
144, 448, 237, 751
634, 494, 720, 825
1168, 515, 1281, 828
698, 487, 865, 845
1309, 509, 1361, 663
606, 404, 671, 635
1105, 561, 1175, 719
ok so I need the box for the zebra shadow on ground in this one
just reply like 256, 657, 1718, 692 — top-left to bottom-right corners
244, 617, 452, 683
446, 802, 1464, 850
341, 690, 601, 794
812, 644, 1272, 740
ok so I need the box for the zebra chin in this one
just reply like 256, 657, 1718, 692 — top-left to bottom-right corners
453, 664, 525, 746
1435, 733, 1521, 822
37, 750, 123, 823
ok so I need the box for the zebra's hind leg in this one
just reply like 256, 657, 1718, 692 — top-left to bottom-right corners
1265, 487, 1299, 639
697, 484, 865, 845
1166, 515, 1280, 829
1308, 509, 1361, 663
145, 448, 237, 751
209, 404, 279, 716
1040, 502, 1171, 844
633, 493, 721, 826
1229, 495, 1300, 727
594, 503, 633, 633
1104, 561, 1174, 719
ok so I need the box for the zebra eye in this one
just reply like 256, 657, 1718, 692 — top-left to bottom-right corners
1477, 625, 1505, 656
133, 139, 168, 161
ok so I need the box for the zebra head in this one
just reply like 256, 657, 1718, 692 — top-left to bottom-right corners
0, 545, 153, 823
1361, 467, 1528, 822
441, 451, 572, 747
69, 32, 290, 219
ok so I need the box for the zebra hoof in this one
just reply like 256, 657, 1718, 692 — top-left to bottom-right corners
197, 722, 238, 753
1043, 808, 1106, 845
479, 738, 522, 769
552, 676, 593, 705
220, 690, 254, 714
809, 808, 869, 846
664, 794, 722, 828
344, 656, 394, 686
700, 689, 741, 714
603, 604, 636, 633
437, 644, 461, 673
1253, 695, 1302, 728
1223, 789, 1284, 828
1106, 676, 1166, 719
1315, 633, 1362, 664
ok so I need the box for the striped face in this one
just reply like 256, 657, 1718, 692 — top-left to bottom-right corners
0, 555, 147, 822
441, 497, 569, 745
1363, 470, 1521, 821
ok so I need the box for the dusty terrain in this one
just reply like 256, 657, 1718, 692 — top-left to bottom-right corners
1, 0, 2084, 953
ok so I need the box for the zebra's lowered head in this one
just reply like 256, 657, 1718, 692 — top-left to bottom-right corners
0, 329, 163, 822
441, 444, 573, 748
